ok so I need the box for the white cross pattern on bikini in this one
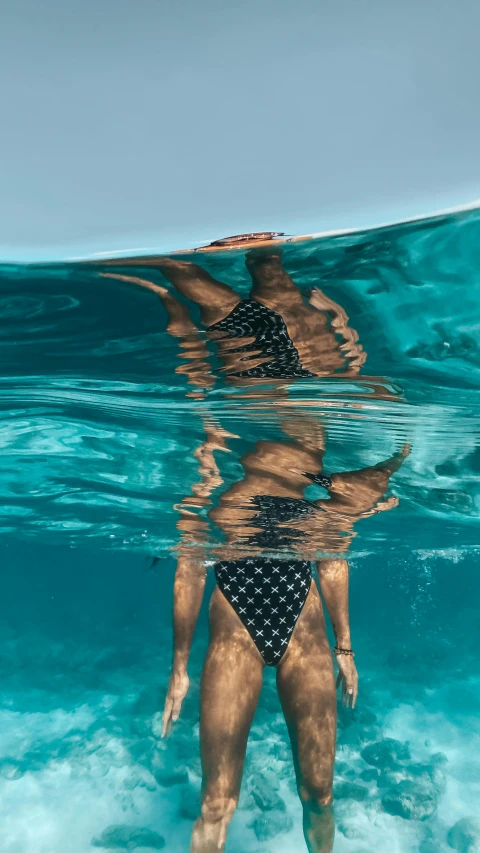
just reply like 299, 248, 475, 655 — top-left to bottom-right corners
208, 298, 315, 379
214, 557, 311, 665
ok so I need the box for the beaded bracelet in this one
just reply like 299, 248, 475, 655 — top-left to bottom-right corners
334, 647, 355, 657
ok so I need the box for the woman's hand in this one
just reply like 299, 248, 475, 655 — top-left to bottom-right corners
336, 655, 358, 709
162, 668, 190, 737
373, 496, 399, 513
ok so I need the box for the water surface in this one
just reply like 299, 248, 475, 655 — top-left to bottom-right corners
0, 210, 479, 852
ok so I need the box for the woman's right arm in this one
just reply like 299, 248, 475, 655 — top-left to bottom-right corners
100, 272, 215, 395
162, 555, 206, 737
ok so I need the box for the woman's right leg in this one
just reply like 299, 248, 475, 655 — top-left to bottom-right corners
191, 588, 264, 852
101, 257, 240, 326
151, 258, 240, 327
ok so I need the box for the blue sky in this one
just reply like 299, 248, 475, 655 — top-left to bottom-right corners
1, 0, 480, 260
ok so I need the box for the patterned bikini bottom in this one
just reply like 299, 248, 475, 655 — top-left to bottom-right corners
214, 557, 312, 666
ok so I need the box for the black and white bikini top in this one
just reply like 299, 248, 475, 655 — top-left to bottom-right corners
207, 299, 315, 379
245, 481, 331, 549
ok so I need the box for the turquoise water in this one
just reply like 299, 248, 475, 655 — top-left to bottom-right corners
0, 209, 479, 852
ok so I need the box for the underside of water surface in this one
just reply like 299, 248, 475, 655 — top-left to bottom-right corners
0, 209, 479, 853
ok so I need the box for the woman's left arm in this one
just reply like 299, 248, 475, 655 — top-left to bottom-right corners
316, 558, 358, 708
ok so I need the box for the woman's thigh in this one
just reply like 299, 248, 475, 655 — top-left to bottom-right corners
200, 588, 265, 801
156, 259, 241, 326
276, 583, 336, 803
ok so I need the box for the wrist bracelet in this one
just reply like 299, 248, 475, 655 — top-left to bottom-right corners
334, 647, 355, 657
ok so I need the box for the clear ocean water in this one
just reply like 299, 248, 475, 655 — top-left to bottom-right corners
0, 209, 479, 853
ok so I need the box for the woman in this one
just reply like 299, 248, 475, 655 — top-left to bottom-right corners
99, 243, 372, 393
163, 421, 409, 853
98, 242, 407, 849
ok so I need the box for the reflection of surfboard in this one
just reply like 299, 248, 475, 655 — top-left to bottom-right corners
205, 232, 284, 247
195, 231, 315, 253
86, 231, 318, 265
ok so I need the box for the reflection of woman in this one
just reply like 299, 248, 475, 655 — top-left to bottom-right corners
100, 247, 368, 390
163, 422, 410, 853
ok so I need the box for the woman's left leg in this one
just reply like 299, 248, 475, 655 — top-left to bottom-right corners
276, 582, 337, 853
246, 251, 305, 313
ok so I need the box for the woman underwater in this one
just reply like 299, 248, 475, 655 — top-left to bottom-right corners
163, 419, 409, 853
98, 237, 409, 851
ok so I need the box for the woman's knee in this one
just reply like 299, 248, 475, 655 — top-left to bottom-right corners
201, 794, 238, 825
299, 779, 333, 809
